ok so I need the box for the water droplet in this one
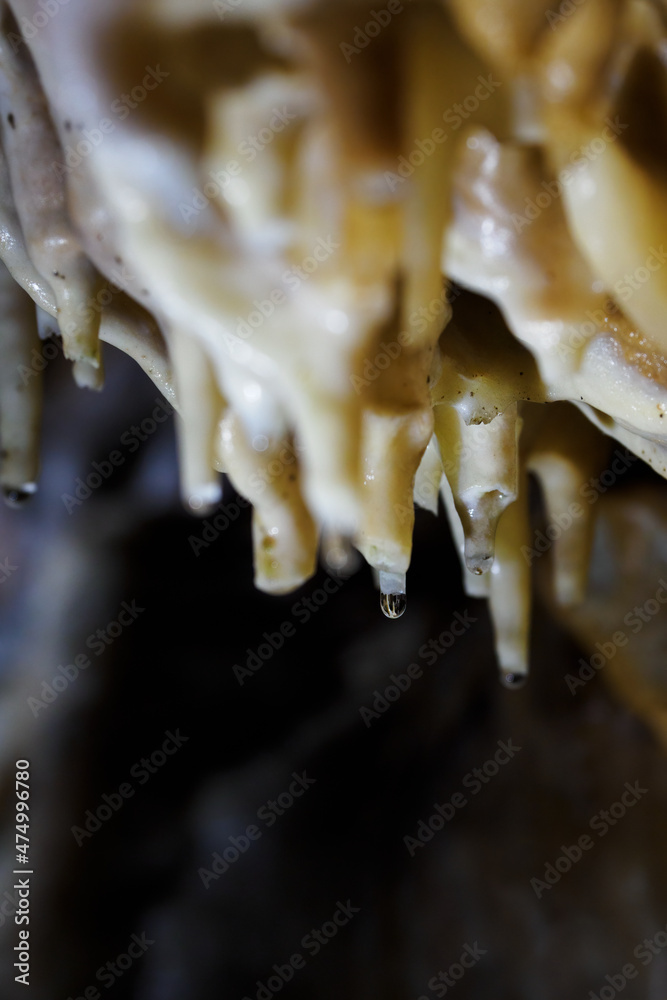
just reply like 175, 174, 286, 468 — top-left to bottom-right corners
378, 571, 407, 618
380, 591, 406, 619
3, 485, 35, 508
500, 670, 527, 690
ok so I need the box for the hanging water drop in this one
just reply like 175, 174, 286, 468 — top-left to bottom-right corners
380, 591, 407, 619
379, 571, 406, 619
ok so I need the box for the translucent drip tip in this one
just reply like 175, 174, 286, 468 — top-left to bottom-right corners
459, 491, 510, 577
465, 544, 494, 576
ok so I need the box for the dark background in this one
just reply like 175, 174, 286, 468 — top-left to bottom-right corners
1, 343, 666, 1000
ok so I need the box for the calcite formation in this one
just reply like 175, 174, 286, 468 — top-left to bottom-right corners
0, 0, 666, 684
